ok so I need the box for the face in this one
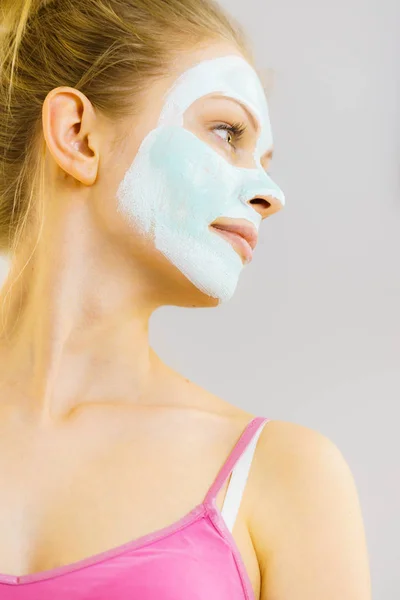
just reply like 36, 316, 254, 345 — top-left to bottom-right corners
108, 42, 285, 305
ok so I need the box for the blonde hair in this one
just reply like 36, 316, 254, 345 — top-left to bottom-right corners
0, 0, 252, 259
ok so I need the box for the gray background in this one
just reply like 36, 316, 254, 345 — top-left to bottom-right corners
0, 0, 398, 597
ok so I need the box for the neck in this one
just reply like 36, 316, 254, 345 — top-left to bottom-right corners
0, 196, 167, 425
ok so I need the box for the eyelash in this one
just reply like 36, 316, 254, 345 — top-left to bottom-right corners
212, 122, 273, 175
214, 121, 247, 149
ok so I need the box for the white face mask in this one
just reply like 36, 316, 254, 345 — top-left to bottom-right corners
116, 55, 285, 303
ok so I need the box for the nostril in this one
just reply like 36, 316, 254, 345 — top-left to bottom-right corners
250, 198, 272, 209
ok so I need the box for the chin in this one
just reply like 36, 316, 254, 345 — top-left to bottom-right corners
144, 244, 240, 308
159, 277, 223, 309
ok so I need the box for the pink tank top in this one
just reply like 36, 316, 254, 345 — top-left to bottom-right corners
0, 416, 270, 600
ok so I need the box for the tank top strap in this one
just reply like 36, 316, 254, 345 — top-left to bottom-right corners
204, 415, 270, 507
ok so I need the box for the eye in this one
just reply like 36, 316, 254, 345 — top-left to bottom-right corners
213, 121, 247, 150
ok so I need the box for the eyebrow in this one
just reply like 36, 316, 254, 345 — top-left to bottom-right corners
208, 94, 274, 163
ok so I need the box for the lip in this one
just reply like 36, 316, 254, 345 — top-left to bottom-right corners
210, 219, 258, 264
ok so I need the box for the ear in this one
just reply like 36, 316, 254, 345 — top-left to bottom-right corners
42, 86, 100, 185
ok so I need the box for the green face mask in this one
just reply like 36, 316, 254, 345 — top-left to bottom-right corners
116, 55, 285, 303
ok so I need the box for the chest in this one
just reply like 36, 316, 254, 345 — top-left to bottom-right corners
0, 414, 261, 598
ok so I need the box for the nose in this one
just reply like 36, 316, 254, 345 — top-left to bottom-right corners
247, 193, 284, 220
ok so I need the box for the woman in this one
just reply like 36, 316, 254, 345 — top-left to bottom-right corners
0, 0, 371, 598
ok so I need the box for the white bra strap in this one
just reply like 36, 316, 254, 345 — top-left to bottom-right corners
220, 419, 269, 532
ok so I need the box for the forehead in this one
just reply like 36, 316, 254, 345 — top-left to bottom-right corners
157, 55, 273, 154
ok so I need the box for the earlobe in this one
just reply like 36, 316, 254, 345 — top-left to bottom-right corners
41, 86, 99, 186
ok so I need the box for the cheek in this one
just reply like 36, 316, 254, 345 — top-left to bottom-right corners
116, 125, 242, 246
148, 127, 234, 224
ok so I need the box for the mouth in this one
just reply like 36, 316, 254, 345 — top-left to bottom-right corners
210, 224, 256, 264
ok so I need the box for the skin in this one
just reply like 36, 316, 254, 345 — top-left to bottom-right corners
0, 40, 371, 598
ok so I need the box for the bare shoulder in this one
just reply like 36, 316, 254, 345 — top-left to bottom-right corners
248, 419, 372, 600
